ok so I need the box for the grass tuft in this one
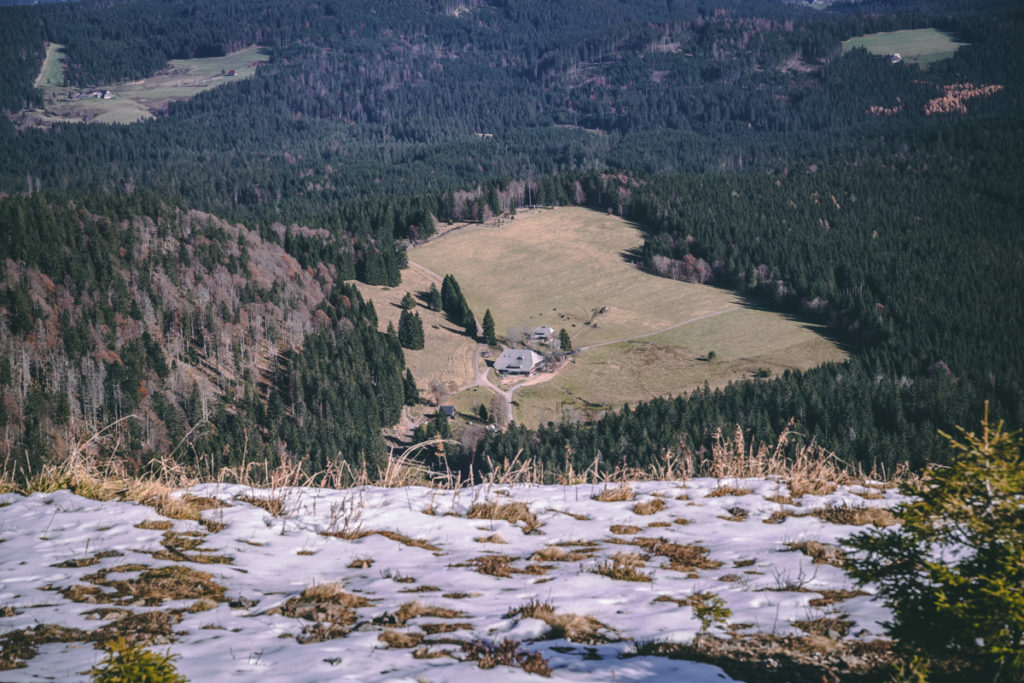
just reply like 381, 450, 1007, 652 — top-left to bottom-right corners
593, 483, 634, 502
592, 552, 652, 582
632, 498, 666, 515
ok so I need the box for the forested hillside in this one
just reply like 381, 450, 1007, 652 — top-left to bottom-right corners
0, 0, 1021, 479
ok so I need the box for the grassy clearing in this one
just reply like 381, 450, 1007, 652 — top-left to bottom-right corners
412, 208, 740, 348
34, 43, 67, 88
352, 266, 476, 398
20, 46, 269, 127
514, 307, 845, 427
412, 207, 845, 428
842, 28, 967, 67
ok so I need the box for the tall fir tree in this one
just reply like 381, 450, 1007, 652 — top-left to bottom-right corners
482, 309, 497, 345
398, 309, 424, 349
559, 328, 572, 352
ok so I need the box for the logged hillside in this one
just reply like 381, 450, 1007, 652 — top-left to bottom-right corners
0, 194, 411, 478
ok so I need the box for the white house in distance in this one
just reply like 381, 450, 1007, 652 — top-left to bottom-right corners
531, 326, 554, 343
494, 348, 544, 375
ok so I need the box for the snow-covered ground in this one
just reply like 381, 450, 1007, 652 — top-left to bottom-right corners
0, 478, 902, 681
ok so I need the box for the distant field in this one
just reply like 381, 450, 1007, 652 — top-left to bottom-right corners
842, 29, 967, 67
19, 46, 269, 127
413, 208, 847, 428
34, 43, 66, 88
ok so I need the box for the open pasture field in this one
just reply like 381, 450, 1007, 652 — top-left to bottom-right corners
18, 46, 269, 127
34, 43, 66, 88
842, 29, 967, 67
412, 208, 743, 350
413, 208, 846, 428
352, 265, 477, 398
515, 308, 845, 427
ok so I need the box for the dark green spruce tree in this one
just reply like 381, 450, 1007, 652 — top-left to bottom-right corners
398, 309, 425, 350
482, 309, 497, 346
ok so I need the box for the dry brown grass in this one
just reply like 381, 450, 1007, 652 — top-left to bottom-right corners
792, 615, 853, 639
610, 524, 642, 534
135, 519, 175, 531
811, 503, 897, 527
718, 506, 749, 522
593, 483, 635, 502
270, 582, 372, 643
474, 533, 507, 544
237, 494, 285, 516
808, 589, 869, 607
456, 554, 545, 578
379, 629, 424, 649
392, 601, 468, 626
592, 552, 652, 582
51, 550, 124, 568
528, 545, 597, 562
462, 639, 552, 676
620, 537, 723, 572
321, 528, 442, 552
632, 498, 667, 515
625, 632, 895, 682
784, 540, 846, 567
505, 599, 616, 644
707, 484, 754, 498
59, 564, 226, 607
467, 501, 541, 533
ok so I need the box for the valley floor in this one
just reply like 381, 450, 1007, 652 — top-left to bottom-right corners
0, 479, 902, 681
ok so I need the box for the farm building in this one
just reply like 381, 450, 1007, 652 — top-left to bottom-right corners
531, 326, 554, 342
494, 348, 544, 375
440, 405, 456, 418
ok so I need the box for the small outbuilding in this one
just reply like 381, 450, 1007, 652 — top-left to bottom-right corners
531, 326, 554, 343
440, 405, 456, 419
494, 348, 544, 375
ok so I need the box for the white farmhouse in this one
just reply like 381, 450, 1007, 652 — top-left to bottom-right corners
494, 348, 544, 375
